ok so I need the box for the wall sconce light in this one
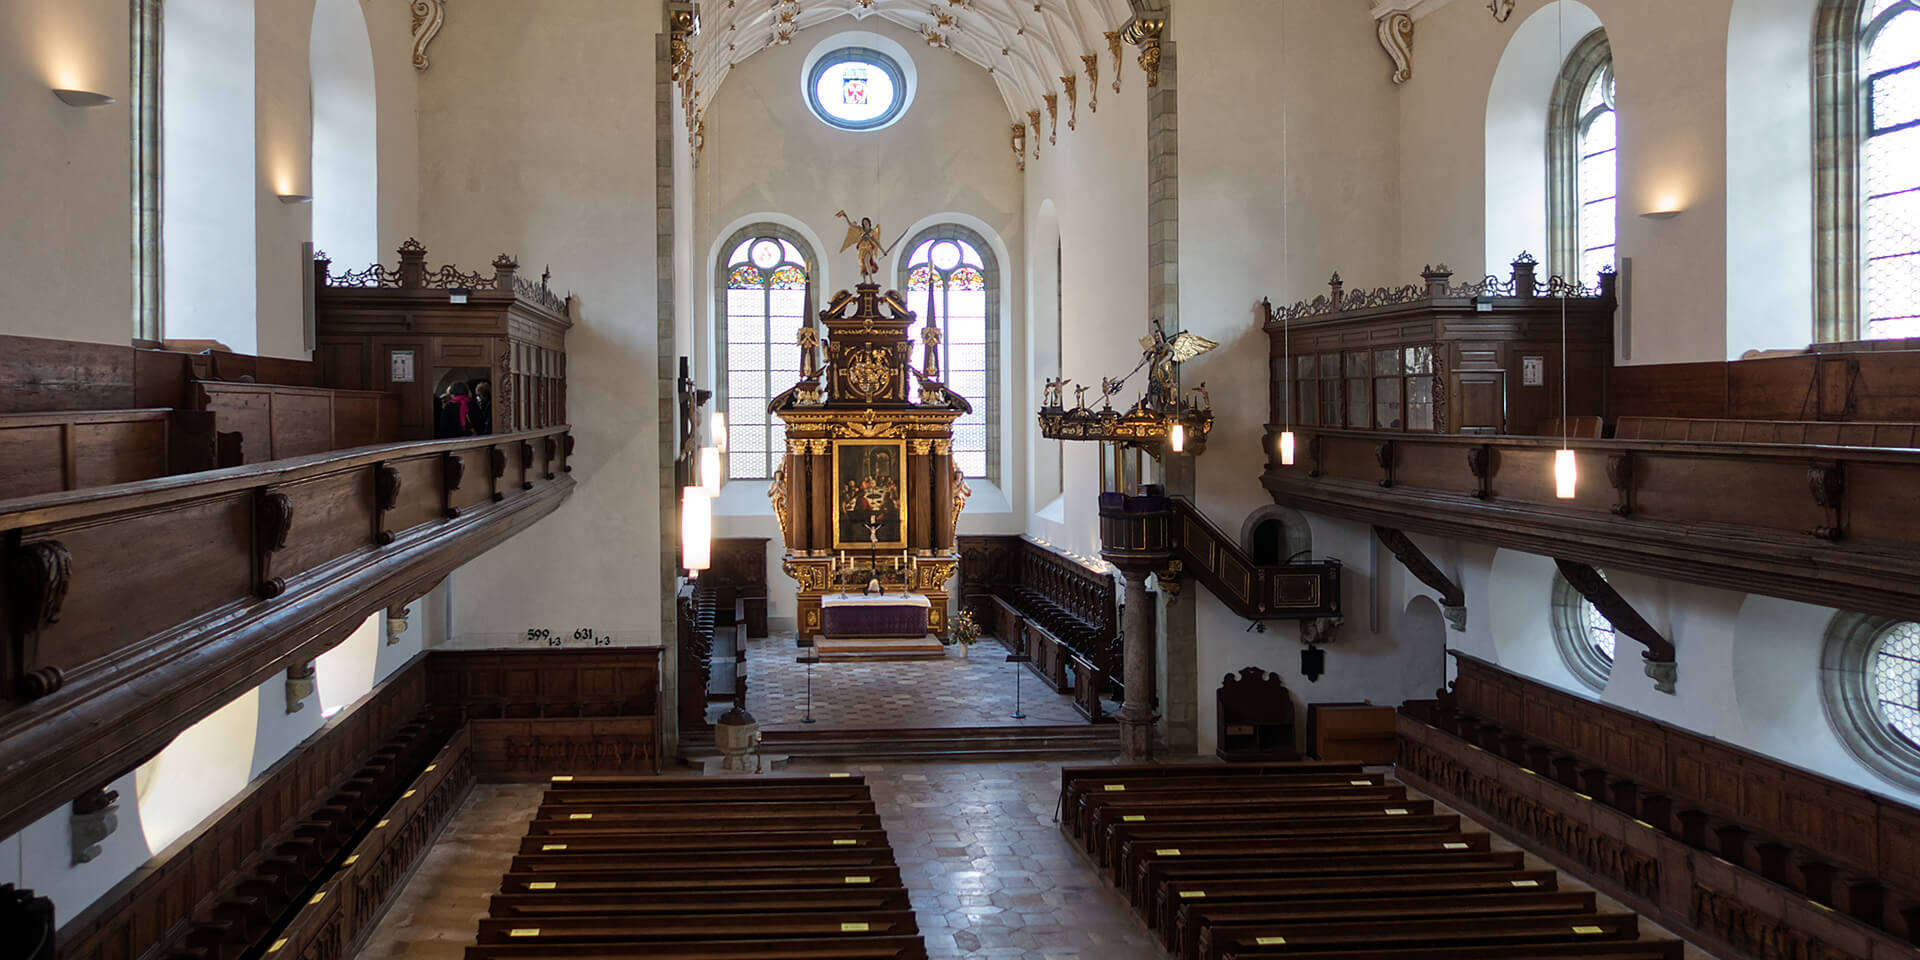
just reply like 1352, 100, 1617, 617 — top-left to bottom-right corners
699, 445, 722, 498
52, 89, 114, 107
681, 485, 712, 574
277, 194, 314, 205
1639, 209, 1683, 221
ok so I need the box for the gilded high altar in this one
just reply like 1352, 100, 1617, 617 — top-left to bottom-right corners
768, 282, 971, 638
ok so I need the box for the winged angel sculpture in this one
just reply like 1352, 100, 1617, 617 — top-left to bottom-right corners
836, 210, 904, 282
1139, 320, 1218, 409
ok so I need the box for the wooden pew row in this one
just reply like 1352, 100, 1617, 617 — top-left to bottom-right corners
0, 408, 226, 498
470, 776, 928, 960
1614, 414, 1920, 448
1056, 763, 1686, 960
191, 379, 401, 464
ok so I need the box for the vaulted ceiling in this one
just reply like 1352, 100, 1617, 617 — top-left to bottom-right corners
685, 0, 1139, 127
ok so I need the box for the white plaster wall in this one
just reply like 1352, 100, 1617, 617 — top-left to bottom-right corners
0, 0, 130, 345
254, 0, 318, 359
697, 17, 1026, 625
1726, 0, 1819, 356
365, 0, 422, 255
310, 0, 380, 274
165, 0, 259, 352
420, 0, 667, 648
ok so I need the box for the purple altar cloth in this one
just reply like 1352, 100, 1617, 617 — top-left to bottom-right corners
821, 593, 931, 638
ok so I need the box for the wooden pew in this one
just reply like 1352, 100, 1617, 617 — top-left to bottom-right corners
1102, 808, 1452, 871
1239, 942, 1682, 960
488, 887, 914, 918
1192, 890, 1597, 960
0, 408, 220, 497
1202, 911, 1643, 958
526, 813, 884, 836
1152, 851, 1532, 934
1165, 869, 1561, 954
1128, 831, 1493, 905
1077, 780, 1400, 839
191, 379, 400, 463
473, 911, 921, 944
1614, 414, 1920, 447
499, 866, 908, 896
514, 829, 892, 856
465, 936, 930, 960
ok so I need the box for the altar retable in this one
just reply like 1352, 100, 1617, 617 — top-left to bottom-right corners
766, 217, 971, 659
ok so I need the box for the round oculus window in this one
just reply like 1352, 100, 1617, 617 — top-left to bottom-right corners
808, 48, 907, 130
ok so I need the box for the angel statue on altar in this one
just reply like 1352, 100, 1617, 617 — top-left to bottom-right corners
836, 210, 903, 282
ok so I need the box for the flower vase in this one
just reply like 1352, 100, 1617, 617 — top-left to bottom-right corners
957, 642, 970, 659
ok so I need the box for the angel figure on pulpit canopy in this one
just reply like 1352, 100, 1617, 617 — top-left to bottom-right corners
835, 210, 903, 282
1141, 319, 1219, 409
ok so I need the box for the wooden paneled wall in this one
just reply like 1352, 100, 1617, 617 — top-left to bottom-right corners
56, 658, 431, 959
426, 649, 662, 777
0, 409, 222, 498
0, 334, 325, 415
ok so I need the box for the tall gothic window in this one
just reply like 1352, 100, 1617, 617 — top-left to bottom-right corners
1865, 0, 1920, 337
1549, 31, 1616, 285
1818, 0, 1920, 339
719, 231, 813, 480
901, 227, 999, 480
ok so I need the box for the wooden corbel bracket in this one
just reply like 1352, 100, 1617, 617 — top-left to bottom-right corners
542, 437, 558, 480
489, 446, 508, 502
1808, 462, 1843, 541
1553, 558, 1677, 692
519, 441, 535, 489
1306, 436, 1324, 479
4, 537, 72, 700
1607, 452, 1634, 517
373, 463, 401, 545
1374, 526, 1466, 630
1375, 440, 1396, 488
443, 454, 466, 519
1466, 445, 1492, 500
255, 491, 293, 599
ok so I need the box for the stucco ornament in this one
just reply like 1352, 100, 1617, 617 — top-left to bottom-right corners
410, 0, 445, 72
1488, 0, 1515, 22
1377, 11, 1414, 85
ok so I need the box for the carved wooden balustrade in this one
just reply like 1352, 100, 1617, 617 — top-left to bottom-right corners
0, 424, 574, 840
1262, 423, 1920, 623
1096, 491, 1342, 620
958, 535, 1120, 719
1400, 653, 1920, 958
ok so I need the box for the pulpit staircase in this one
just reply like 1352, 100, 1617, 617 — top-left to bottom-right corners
1098, 490, 1343, 621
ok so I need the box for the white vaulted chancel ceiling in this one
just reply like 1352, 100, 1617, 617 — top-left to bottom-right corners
688, 0, 1137, 124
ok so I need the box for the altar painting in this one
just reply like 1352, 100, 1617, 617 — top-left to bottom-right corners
833, 439, 907, 549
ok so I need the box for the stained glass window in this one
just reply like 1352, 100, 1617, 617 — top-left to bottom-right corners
1866, 1, 1920, 338
1575, 63, 1618, 284
722, 235, 810, 480
807, 48, 908, 131
903, 233, 996, 479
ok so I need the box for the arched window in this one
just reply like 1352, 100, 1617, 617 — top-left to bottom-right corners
1549, 31, 1616, 284
310, 0, 379, 272
718, 228, 815, 480
1823, 613, 1920, 788
900, 227, 999, 480
1551, 569, 1616, 691
1817, 0, 1920, 340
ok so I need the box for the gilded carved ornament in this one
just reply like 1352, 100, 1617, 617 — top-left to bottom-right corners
410, 0, 445, 72
1043, 93, 1058, 145
768, 467, 790, 543
1123, 18, 1164, 89
1010, 123, 1027, 171
1082, 55, 1099, 112
1488, 0, 1515, 22
1061, 75, 1077, 130
1105, 31, 1123, 94
1377, 11, 1414, 85
1027, 110, 1042, 157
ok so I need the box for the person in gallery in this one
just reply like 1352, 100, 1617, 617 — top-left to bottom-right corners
436, 381, 476, 439
469, 379, 493, 434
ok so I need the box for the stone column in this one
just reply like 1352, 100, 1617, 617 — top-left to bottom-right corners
1118, 566, 1156, 762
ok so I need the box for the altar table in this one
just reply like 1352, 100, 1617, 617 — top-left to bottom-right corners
820, 592, 932, 639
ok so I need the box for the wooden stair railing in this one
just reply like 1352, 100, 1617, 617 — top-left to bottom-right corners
1097, 491, 1342, 621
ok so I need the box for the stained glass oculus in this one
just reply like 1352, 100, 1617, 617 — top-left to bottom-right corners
808, 48, 907, 130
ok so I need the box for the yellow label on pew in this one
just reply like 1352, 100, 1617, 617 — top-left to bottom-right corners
1178, 891, 1206, 899
308, 891, 327, 905
528, 882, 557, 890
508, 928, 540, 938
375, 819, 390, 829
541, 843, 568, 851
267, 939, 288, 954
1155, 848, 1181, 857
550, 775, 573, 782
844, 876, 872, 884
832, 838, 858, 845
830, 772, 852, 778
1104, 784, 1125, 792
569, 813, 593, 820
841, 922, 870, 932
1255, 936, 1286, 946
1442, 842, 1469, 849
1350, 779, 1372, 785
1572, 925, 1604, 935
342, 855, 359, 867
1510, 879, 1540, 888
1383, 808, 1409, 815
424, 764, 436, 772
1122, 815, 1146, 822
401, 789, 416, 799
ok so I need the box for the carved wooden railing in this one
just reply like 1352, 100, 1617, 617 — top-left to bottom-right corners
1262, 425, 1920, 623
1401, 653, 1920, 957
428, 649, 660, 777
958, 535, 1121, 716
1096, 492, 1342, 620
0, 424, 574, 840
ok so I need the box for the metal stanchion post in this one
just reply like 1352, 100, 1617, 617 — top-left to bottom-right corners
1005, 650, 1032, 720
796, 637, 819, 724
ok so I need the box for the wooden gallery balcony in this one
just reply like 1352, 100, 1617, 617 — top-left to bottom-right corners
1259, 258, 1920, 623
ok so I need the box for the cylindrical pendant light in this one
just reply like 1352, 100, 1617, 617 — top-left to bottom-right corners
1170, 422, 1185, 454
1279, 430, 1296, 466
710, 411, 727, 453
1551, 0, 1576, 502
681, 485, 712, 573
699, 445, 722, 498
1555, 448, 1577, 500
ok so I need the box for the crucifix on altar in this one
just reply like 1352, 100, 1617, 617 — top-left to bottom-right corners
765, 215, 971, 659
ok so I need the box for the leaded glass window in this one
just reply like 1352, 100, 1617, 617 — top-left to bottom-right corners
1552, 569, 1616, 692
1549, 31, 1615, 285
1866, 0, 1920, 337
901, 230, 998, 480
722, 235, 810, 480
1872, 620, 1920, 745
1821, 612, 1920, 790
1575, 64, 1619, 284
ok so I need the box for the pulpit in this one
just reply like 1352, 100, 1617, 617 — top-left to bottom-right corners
769, 282, 971, 644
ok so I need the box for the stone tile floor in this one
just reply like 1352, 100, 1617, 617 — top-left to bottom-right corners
353, 759, 1715, 960
710, 634, 1114, 731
